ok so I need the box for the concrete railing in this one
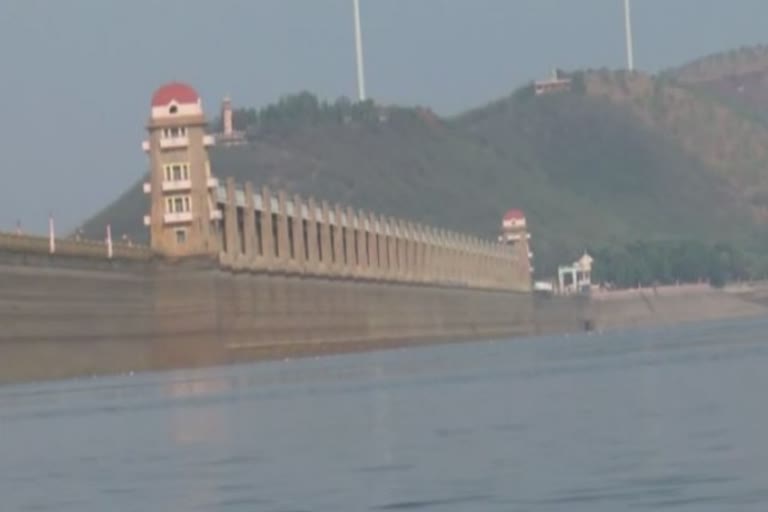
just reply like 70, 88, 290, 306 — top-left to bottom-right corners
0, 232, 152, 261
215, 179, 532, 292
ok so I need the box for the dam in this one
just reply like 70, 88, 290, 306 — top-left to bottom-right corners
3, 81, 766, 384
0, 82, 588, 384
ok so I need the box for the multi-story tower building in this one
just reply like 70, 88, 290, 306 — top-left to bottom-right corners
142, 82, 220, 257
499, 209, 534, 277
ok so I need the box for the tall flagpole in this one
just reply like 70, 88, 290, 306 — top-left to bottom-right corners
353, 0, 367, 101
624, 0, 635, 71
106, 224, 114, 259
48, 213, 56, 254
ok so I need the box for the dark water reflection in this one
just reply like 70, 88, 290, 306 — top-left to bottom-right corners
2, 316, 768, 511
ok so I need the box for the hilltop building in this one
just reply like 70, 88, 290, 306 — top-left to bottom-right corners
498, 209, 534, 276
534, 69, 572, 96
141, 82, 221, 257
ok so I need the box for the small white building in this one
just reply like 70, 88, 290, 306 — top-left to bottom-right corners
557, 252, 593, 294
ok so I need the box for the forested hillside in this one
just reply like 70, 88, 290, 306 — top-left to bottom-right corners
667, 45, 768, 126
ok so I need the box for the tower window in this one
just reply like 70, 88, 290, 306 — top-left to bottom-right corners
165, 195, 192, 213
175, 229, 187, 244
161, 126, 187, 139
169, 105, 178, 114
163, 163, 190, 181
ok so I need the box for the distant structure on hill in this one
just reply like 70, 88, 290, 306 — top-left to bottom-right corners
215, 96, 246, 147
534, 69, 572, 96
498, 209, 534, 275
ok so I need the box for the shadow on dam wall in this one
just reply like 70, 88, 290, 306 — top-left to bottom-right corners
0, 250, 589, 384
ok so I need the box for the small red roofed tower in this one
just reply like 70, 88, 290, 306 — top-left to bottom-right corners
502, 209, 526, 231
499, 209, 534, 280
222, 96, 233, 136
216, 95, 246, 146
142, 82, 220, 257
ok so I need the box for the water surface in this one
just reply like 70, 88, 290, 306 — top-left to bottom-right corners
2, 317, 768, 511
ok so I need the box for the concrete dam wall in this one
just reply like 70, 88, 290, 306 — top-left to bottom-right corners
0, 251, 586, 384
0, 167, 561, 384
6, 246, 766, 385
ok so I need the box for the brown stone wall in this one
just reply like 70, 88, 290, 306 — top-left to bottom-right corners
0, 256, 568, 385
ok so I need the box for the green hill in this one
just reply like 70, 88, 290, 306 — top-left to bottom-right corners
666, 45, 768, 126
669, 45, 768, 84
81, 67, 768, 277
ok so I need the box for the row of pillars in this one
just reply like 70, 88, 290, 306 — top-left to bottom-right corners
219, 178, 528, 291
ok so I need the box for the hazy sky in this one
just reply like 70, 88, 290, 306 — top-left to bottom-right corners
1, 0, 766, 233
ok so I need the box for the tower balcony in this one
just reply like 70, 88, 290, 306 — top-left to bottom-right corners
203, 134, 215, 147
501, 232, 531, 243
164, 212, 193, 224
162, 180, 192, 192
146, 178, 217, 193
159, 136, 189, 149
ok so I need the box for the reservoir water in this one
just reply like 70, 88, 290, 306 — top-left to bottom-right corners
2, 317, 768, 511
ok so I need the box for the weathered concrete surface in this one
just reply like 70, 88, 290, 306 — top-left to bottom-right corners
5, 252, 766, 385
588, 284, 768, 331
0, 254, 586, 384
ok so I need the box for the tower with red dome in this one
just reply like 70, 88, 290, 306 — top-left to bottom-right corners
142, 82, 220, 257
499, 209, 534, 279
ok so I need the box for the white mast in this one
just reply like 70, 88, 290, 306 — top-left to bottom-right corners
353, 0, 367, 101
624, 0, 635, 71
106, 224, 113, 259
48, 214, 55, 254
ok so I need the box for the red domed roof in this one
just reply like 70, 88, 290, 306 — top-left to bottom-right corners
503, 209, 526, 221
151, 82, 199, 107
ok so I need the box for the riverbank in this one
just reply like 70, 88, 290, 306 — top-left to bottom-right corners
588, 283, 768, 331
